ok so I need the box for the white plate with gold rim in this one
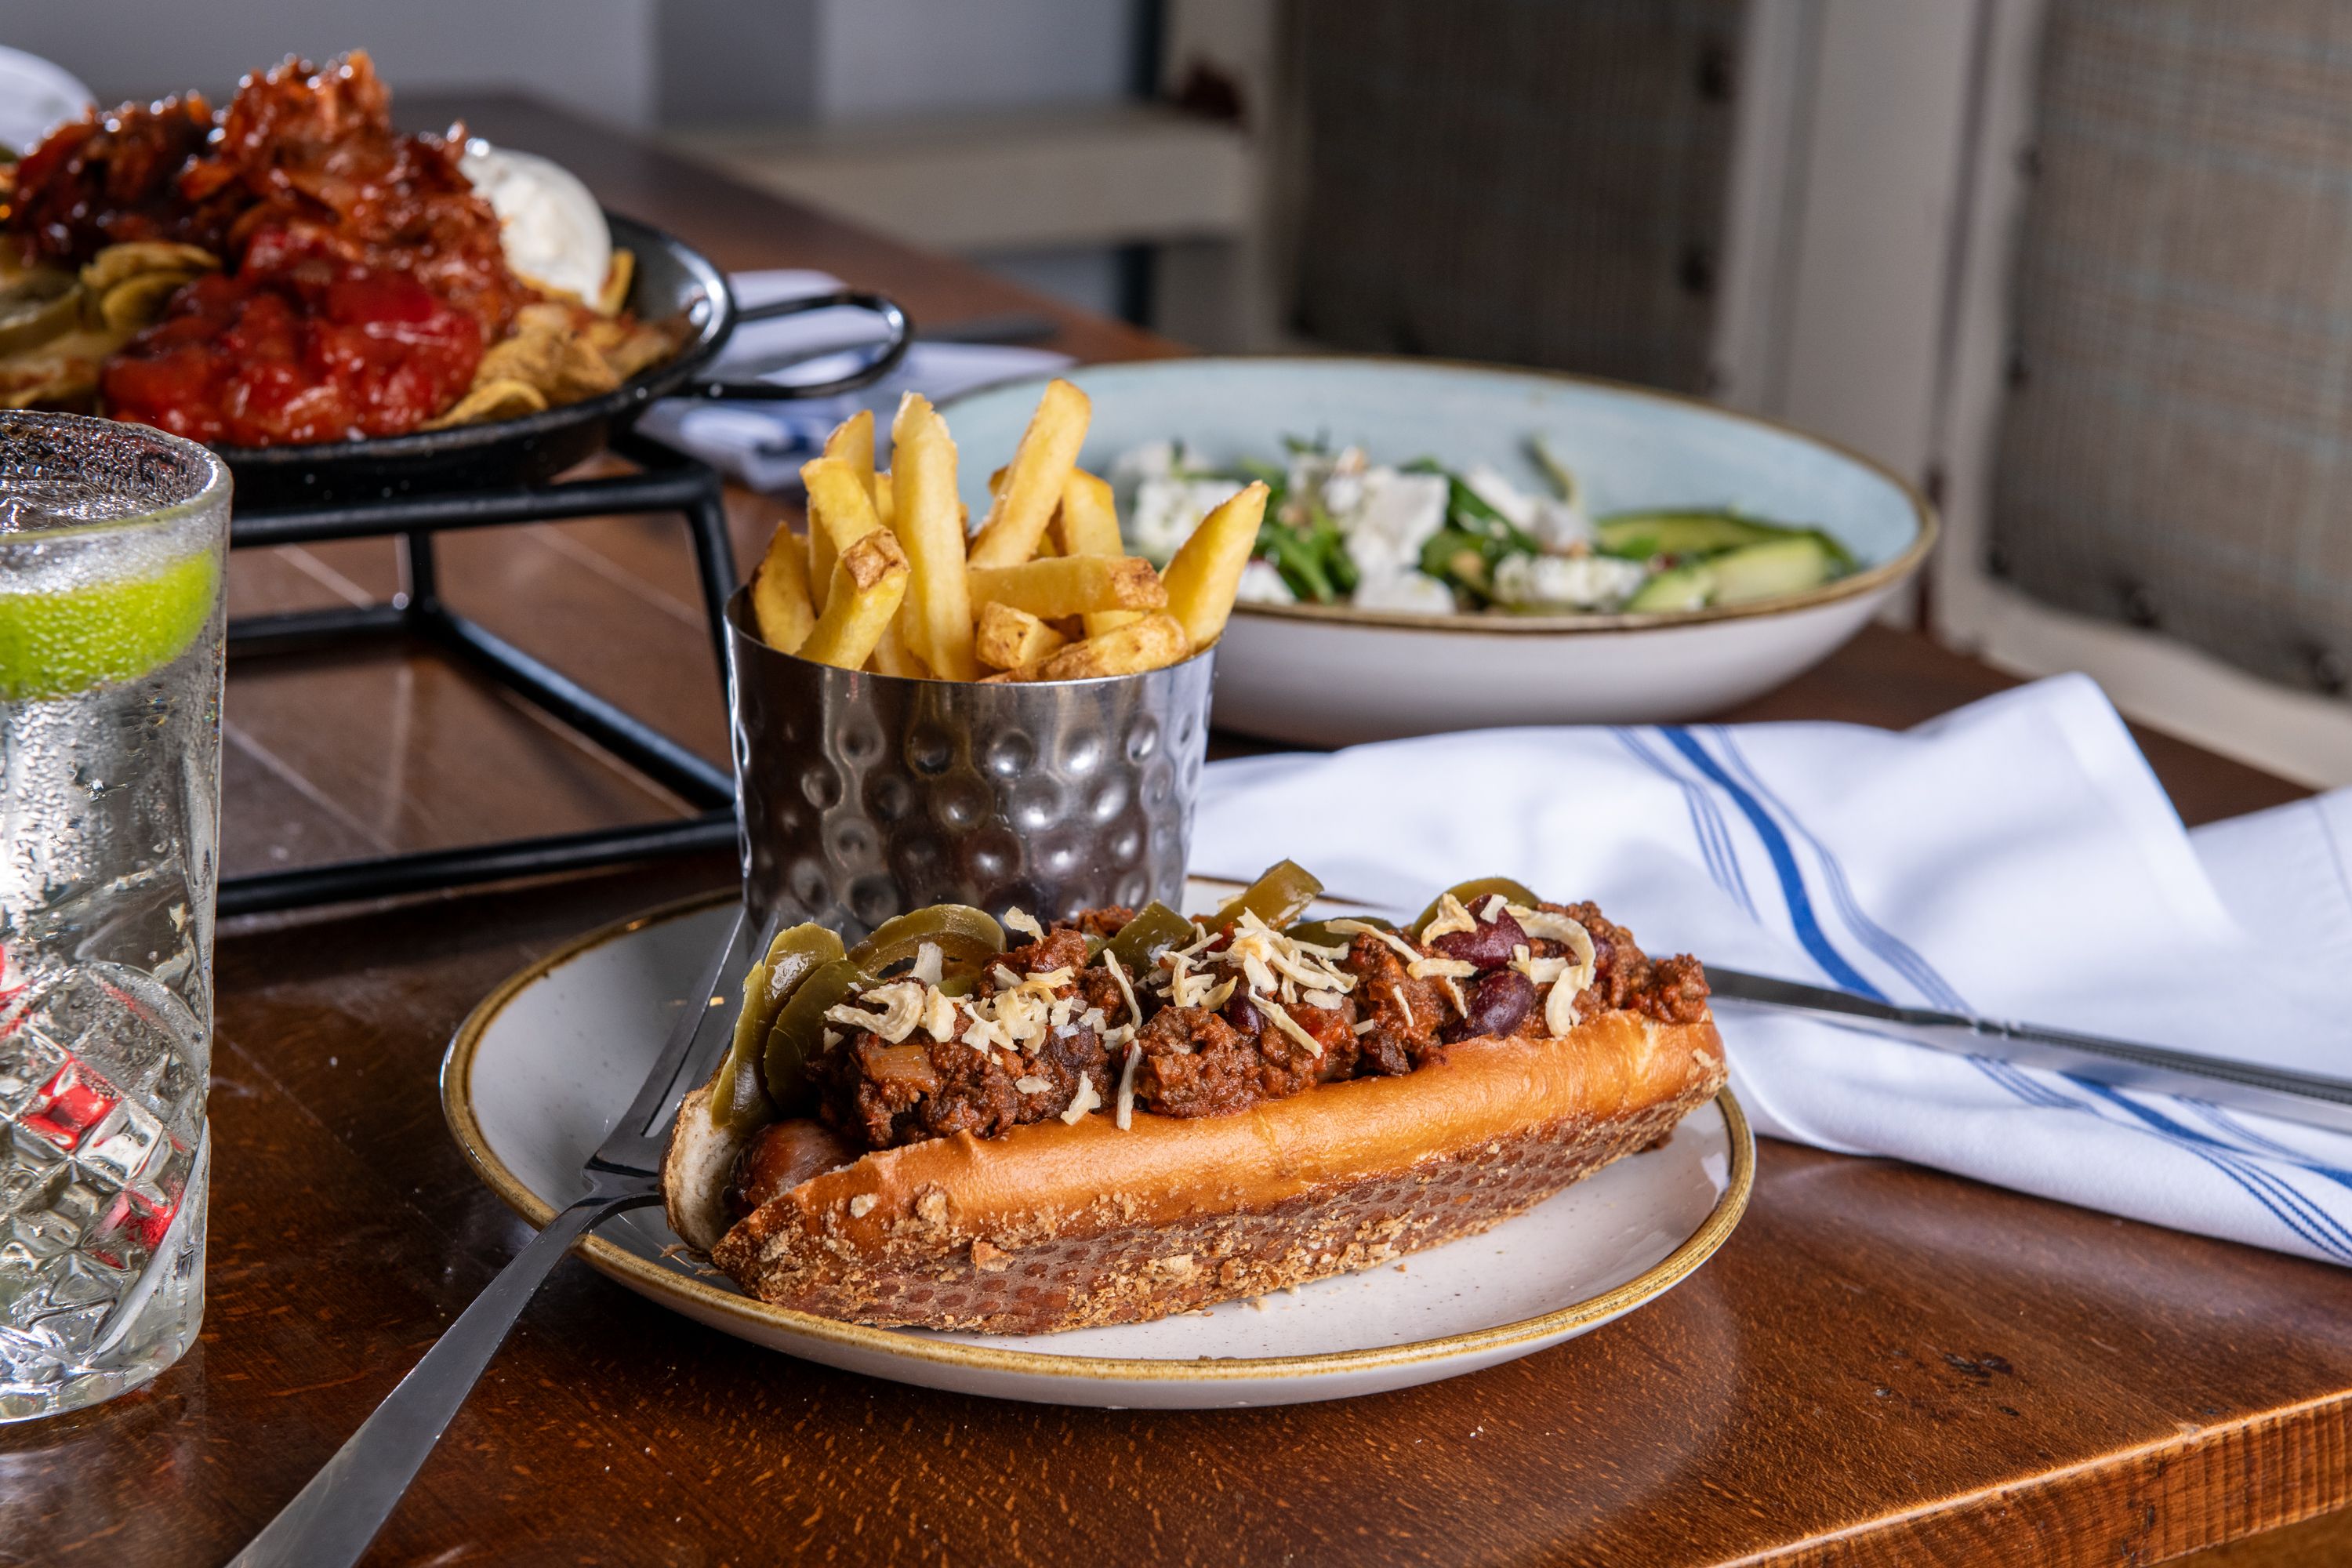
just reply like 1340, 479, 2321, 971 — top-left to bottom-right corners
441, 885, 1752, 1408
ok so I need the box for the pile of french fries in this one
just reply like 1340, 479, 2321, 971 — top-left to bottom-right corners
750, 379, 1266, 682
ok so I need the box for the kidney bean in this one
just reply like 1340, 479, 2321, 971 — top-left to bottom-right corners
1225, 994, 1268, 1036
1430, 909, 1528, 970
1444, 968, 1536, 1042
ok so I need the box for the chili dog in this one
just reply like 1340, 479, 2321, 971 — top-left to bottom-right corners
662, 862, 1726, 1334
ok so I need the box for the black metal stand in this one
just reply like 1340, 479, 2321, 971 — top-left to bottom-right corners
219, 439, 739, 918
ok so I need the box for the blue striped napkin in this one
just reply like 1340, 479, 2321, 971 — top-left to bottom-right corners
1190, 675, 2352, 1265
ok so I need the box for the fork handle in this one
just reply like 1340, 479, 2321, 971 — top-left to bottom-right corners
229, 1185, 659, 1568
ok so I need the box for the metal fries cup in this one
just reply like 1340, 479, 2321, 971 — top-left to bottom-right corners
726, 589, 1214, 937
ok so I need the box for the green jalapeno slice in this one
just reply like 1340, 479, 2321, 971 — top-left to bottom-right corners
847, 904, 1005, 982
1283, 915, 1390, 951
712, 924, 847, 1133
1207, 858, 1325, 931
1408, 877, 1543, 939
763, 956, 869, 1111
1101, 901, 1194, 976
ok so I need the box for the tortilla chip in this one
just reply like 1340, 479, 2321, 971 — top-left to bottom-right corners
422, 377, 549, 430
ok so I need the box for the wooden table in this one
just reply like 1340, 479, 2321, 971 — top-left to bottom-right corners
5, 99, 2346, 1568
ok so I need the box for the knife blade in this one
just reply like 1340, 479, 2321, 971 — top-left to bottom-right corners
1704, 965, 2352, 1137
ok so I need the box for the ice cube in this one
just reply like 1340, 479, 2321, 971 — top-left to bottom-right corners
0, 1025, 66, 1116
78, 1098, 164, 1189
13, 962, 204, 1135
20, 1056, 121, 1154
83, 1188, 165, 1274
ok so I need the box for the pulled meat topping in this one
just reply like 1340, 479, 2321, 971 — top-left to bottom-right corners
800, 894, 1707, 1152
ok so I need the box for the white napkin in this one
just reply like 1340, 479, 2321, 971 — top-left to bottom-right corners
1190, 674, 2352, 1265
634, 269, 1073, 492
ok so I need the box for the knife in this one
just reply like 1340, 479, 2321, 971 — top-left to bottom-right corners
1705, 966, 2352, 1137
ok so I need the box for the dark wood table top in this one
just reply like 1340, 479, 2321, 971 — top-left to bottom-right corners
6, 96, 2347, 1568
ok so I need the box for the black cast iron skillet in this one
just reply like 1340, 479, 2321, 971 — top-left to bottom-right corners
217, 210, 910, 509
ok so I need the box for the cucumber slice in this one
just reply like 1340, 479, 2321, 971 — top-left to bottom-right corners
1595, 511, 1788, 560
1709, 536, 1839, 604
1625, 562, 1715, 612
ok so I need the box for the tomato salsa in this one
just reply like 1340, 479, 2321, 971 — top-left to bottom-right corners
103, 262, 482, 446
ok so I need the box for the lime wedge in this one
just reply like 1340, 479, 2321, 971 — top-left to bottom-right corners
0, 551, 218, 701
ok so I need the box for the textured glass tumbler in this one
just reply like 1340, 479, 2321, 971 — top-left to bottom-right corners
726, 589, 1214, 938
0, 411, 230, 1421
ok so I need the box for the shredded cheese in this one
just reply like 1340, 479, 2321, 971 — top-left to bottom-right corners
989, 964, 1021, 990
1003, 906, 1045, 942
1437, 975, 1469, 1017
909, 941, 944, 986
1479, 894, 1509, 922
1115, 1043, 1141, 1129
1390, 982, 1416, 1030
1352, 1018, 1377, 1036
1014, 1074, 1053, 1094
1407, 956, 1477, 981
1060, 1074, 1102, 1123
1420, 893, 1478, 942
1103, 949, 1143, 1028
921, 989, 961, 1040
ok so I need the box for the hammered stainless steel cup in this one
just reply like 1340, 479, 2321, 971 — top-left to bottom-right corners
726, 589, 1214, 937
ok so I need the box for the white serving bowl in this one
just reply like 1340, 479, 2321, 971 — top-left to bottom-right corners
941, 358, 1936, 746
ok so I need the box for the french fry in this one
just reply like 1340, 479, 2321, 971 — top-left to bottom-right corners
873, 470, 895, 530
807, 414, 877, 612
1032, 612, 1190, 681
799, 531, 910, 670
750, 521, 817, 655
966, 555, 1166, 620
965, 378, 1091, 568
826, 409, 877, 503
1161, 481, 1269, 650
975, 601, 1069, 670
803, 456, 884, 552
870, 615, 928, 678
888, 394, 978, 680
1054, 469, 1141, 637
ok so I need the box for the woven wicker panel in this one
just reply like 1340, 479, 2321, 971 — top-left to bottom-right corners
1289, 0, 1742, 394
1992, 0, 2352, 695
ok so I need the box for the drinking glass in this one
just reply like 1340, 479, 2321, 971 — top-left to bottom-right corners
0, 410, 230, 1421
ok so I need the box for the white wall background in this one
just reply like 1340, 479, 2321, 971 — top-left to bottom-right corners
0, 0, 662, 125
0, 0, 1135, 130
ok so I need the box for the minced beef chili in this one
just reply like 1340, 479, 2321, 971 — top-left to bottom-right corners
797, 897, 1708, 1155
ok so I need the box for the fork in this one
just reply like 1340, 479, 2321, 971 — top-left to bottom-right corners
228, 903, 768, 1568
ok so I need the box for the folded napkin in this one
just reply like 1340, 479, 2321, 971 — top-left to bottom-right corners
1190, 674, 2352, 1265
634, 269, 1073, 492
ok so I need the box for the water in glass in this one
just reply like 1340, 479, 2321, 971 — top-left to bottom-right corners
0, 412, 228, 1420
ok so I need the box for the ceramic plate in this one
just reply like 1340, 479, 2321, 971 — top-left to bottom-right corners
443, 888, 1752, 1408
939, 358, 1936, 746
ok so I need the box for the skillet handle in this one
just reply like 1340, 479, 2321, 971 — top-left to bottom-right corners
684, 289, 913, 401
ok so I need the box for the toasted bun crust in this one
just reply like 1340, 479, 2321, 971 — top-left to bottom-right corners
701, 1008, 1725, 1334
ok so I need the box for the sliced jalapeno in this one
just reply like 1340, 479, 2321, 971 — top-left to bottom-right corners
1102, 901, 1193, 976
764, 956, 869, 1111
1207, 858, 1325, 931
1285, 915, 1390, 950
848, 904, 1005, 982
1408, 877, 1543, 938
713, 924, 848, 1132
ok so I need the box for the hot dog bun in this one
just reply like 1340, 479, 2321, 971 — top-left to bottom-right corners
684, 1007, 1724, 1334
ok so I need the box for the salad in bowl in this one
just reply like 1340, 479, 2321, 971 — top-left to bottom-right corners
1117, 437, 1852, 617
